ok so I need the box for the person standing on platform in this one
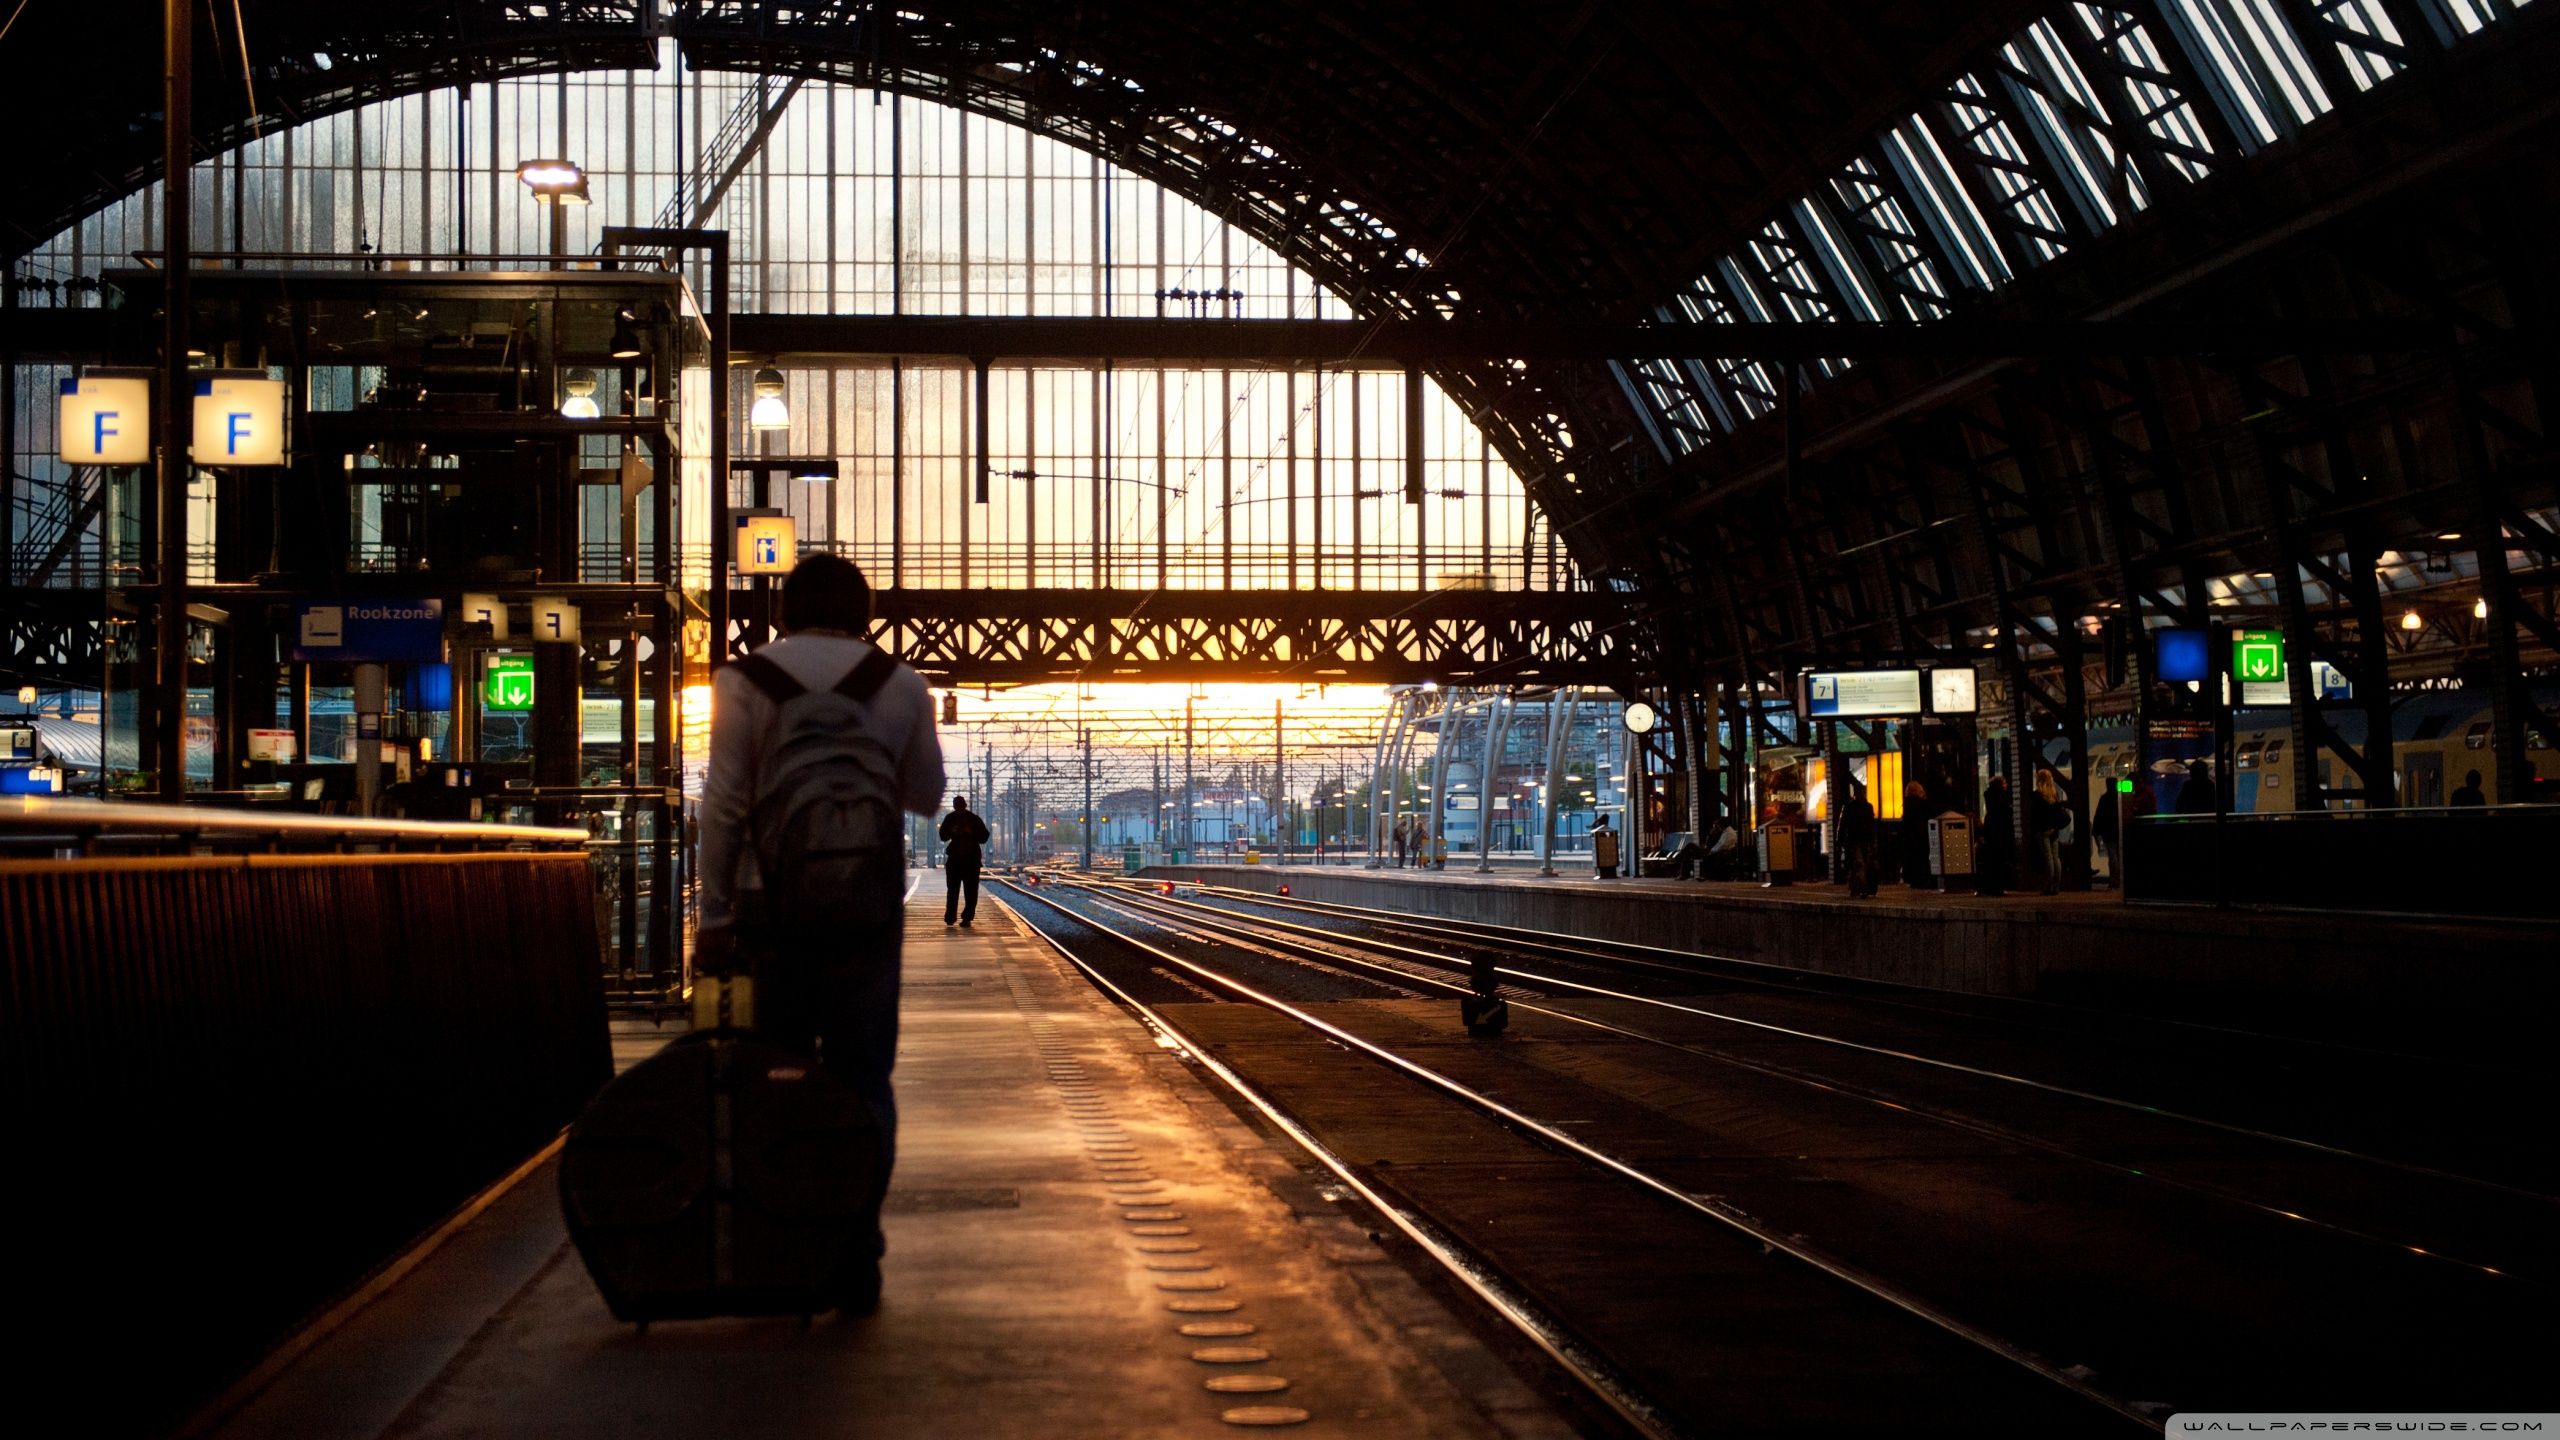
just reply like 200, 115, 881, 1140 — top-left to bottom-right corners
2177, 759, 2219, 815
2092, 779, 2121, 886
2452, 769, 2487, 806
1593, 814, 1621, 878
1978, 775, 2015, 897
939, 797, 991, 927
1840, 779, 1878, 898
1392, 813, 1412, 867
695, 554, 945, 1311
2031, 771, 2067, 895
1902, 778, 1934, 887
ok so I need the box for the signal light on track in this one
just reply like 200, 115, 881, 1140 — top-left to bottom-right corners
1159, 881, 1175, 895
1277, 884, 1291, 896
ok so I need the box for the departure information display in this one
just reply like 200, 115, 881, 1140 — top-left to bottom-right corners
1802, 668, 1924, 718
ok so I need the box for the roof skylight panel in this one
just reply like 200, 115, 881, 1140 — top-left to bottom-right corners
1884, 120, 2012, 289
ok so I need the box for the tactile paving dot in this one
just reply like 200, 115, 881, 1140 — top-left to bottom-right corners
1220, 1405, 1310, 1426
1122, 1209, 1183, 1221
1178, 1319, 1254, 1337
1155, 1276, 1228, 1292
1165, 1297, 1240, 1313
1145, 1260, 1213, 1272
1191, 1345, 1272, 1364
1130, 1224, 1193, 1237
1137, 1241, 1203, 1254
1206, 1376, 1291, 1395
1114, 1194, 1172, 1205
1106, 1181, 1160, 1191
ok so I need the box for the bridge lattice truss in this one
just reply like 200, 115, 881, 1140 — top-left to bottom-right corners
742, 589, 1640, 688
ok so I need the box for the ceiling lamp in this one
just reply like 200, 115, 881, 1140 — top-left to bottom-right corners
559, 368, 600, 420
791, 458, 840, 485
2474, 597, 2489, 620
2400, 608, 2424, 632
749, 368, 790, 431
609, 310, 644, 361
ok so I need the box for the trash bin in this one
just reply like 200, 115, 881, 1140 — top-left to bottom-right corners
1243, 847, 1262, 865
1122, 844, 1143, 873
1758, 823, 1799, 887
1928, 814, 1976, 893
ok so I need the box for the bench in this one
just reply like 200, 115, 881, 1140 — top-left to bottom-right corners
1638, 832, 1695, 877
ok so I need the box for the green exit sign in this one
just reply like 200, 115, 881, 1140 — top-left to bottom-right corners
2231, 628, 2285, 683
483, 654, 535, 710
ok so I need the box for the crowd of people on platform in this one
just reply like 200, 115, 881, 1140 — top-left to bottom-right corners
1362, 750, 2276, 897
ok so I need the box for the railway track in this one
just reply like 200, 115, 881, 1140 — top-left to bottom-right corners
995, 874, 2557, 1435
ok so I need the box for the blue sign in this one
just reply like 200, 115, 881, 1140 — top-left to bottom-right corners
293, 598, 447, 663
2155, 627, 2209, 684
0, 766, 61, 795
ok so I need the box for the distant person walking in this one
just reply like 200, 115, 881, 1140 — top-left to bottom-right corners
940, 797, 991, 927
2451, 768, 2487, 807
1593, 814, 1620, 878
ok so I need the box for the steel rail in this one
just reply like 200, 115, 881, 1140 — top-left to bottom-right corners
1003, 879, 2153, 1431
1125, 882, 2559, 1204
1164, 879, 2520, 1073
1088, 883, 2547, 1287
985, 880, 1688, 1440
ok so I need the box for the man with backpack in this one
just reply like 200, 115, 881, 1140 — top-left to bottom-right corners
939, 797, 991, 926
694, 555, 945, 1311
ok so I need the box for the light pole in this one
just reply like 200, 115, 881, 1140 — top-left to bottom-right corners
516, 160, 591, 259
726, 457, 838, 649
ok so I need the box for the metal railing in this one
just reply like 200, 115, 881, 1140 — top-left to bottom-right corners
2, 802, 611, 1434
0, 795, 590, 857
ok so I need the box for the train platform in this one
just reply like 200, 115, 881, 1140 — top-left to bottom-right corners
198, 882, 1570, 1440
1137, 859, 2560, 1049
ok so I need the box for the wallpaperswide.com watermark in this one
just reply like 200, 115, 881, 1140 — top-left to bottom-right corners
2167, 1417, 2554, 1434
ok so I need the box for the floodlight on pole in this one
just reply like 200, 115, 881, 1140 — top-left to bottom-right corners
517, 159, 590, 260
515, 159, 591, 204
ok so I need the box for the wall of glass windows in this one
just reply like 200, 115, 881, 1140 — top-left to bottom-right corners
12, 49, 1572, 598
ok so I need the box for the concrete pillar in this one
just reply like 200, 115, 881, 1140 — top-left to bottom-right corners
1539, 687, 1578, 877
1475, 691, 1513, 873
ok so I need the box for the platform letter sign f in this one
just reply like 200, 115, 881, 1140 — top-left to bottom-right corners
60, 375, 151, 465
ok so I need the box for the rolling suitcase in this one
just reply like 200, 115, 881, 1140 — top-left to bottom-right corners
560, 974, 885, 1328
